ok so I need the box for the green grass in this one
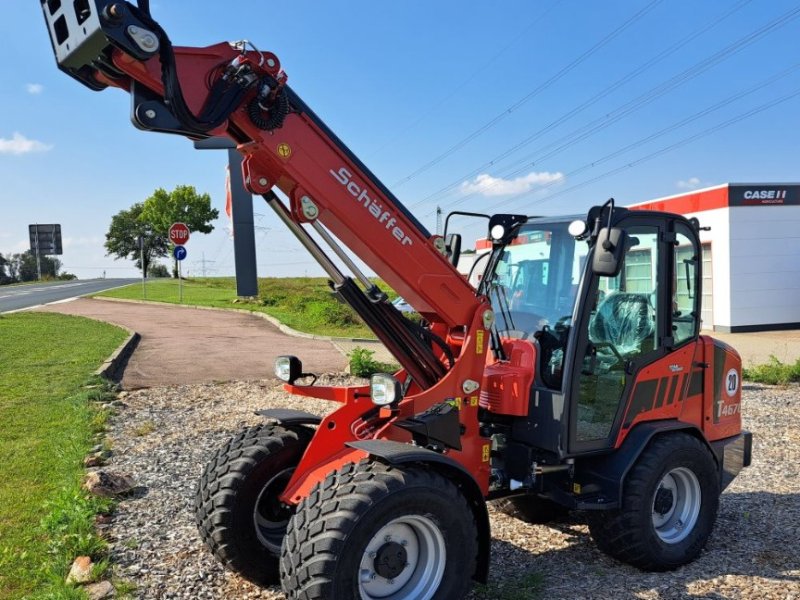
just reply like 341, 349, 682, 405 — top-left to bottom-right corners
0, 313, 127, 599
97, 277, 397, 338
743, 355, 800, 385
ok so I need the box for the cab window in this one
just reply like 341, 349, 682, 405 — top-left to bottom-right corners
672, 224, 700, 345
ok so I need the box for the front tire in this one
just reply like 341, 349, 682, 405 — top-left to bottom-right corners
194, 424, 312, 585
588, 432, 719, 571
280, 460, 479, 600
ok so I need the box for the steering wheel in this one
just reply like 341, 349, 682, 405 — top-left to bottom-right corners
593, 341, 624, 362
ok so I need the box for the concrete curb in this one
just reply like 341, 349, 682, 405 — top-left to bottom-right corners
94, 327, 141, 381
90, 296, 378, 344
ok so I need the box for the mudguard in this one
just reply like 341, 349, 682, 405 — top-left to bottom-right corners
347, 439, 491, 584
576, 421, 713, 508
255, 408, 322, 426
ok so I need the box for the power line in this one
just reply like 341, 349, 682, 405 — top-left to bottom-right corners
409, 0, 754, 209
366, 0, 565, 158
389, 0, 665, 189
485, 62, 799, 212
424, 1, 800, 217
507, 86, 800, 210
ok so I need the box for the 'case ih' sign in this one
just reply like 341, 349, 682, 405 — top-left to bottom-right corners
169, 222, 191, 245
729, 184, 800, 206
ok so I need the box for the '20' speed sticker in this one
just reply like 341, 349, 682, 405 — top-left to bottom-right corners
725, 368, 739, 397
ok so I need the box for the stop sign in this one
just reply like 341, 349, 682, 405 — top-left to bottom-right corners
169, 222, 190, 245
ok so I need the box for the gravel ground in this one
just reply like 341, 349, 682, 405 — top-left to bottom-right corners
103, 380, 800, 599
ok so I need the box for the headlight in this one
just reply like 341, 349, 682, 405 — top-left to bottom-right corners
275, 355, 302, 384
370, 373, 403, 407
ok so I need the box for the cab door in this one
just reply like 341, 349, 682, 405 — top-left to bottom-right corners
566, 216, 668, 453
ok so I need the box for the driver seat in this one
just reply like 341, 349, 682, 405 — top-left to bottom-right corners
589, 292, 655, 355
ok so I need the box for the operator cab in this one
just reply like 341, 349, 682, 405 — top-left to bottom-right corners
479, 205, 702, 458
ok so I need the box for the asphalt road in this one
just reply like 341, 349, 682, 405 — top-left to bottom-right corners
0, 279, 136, 313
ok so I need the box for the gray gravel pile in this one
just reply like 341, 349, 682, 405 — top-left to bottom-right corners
104, 380, 799, 599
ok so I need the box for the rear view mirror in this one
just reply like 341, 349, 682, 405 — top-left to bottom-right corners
592, 227, 628, 277
445, 233, 462, 267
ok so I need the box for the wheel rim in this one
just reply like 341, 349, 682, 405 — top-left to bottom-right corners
357, 515, 446, 600
651, 467, 702, 544
253, 467, 294, 553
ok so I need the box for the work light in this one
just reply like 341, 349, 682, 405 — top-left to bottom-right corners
370, 373, 403, 407
274, 355, 302, 384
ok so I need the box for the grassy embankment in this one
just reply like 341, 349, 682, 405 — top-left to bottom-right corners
97, 277, 395, 339
0, 313, 127, 599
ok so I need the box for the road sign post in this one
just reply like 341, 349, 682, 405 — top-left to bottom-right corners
139, 234, 146, 299
169, 223, 190, 303
28, 224, 63, 281
173, 244, 187, 303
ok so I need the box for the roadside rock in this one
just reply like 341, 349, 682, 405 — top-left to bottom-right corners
84, 454, 106, 468
66, 556, 94, 585
85, 580, 116, 599
84, 470, 135, 497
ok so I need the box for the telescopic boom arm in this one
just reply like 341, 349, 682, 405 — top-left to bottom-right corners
42, 0, 488, 388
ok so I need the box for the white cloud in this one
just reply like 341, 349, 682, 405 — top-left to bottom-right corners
677, 177, 702, 190
25, 83, 44, 95
460, 171, 565, 197
0, 133, 53, 155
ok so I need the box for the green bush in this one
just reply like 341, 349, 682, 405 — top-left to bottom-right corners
148, 263, 170, 278
742, 355, 800, 385
348, 346, 397, 378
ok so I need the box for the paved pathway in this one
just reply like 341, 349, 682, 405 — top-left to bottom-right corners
708, 329, 800, 366
37, 298, 347, 389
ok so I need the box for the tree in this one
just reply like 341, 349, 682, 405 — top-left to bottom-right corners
105, 186, 218, 277
0, 253, 10, 285
104, 203, 168, 277
6, 251, 62, 281
140, 185, 218, 236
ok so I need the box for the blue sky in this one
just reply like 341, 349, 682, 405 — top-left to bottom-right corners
1, 0, 798, 279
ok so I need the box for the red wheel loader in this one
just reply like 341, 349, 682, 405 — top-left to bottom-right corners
41, 3, 751, 598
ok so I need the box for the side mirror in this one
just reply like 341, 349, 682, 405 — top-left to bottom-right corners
445, 233, 461, 267
592, 227, 628, 277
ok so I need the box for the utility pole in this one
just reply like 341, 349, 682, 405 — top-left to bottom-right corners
436, 206, 443, 235
34, 223, 42, 281
195, 252, 216, 277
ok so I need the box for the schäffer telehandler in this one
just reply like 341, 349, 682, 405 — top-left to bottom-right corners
41, 2, 752, 598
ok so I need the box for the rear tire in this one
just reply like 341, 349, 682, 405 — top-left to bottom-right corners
194, 424, 311, 585
588, 432, 719, 571
494, 495, 569, 524
280, 460, 479, 600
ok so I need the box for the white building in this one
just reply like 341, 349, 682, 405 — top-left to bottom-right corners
630, 183, 800, 332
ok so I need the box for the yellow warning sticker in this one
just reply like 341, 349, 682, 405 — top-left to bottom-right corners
470, 396, 479, 407
277, 143, 292, 159
476, 329, 484, 354
482, 444, 491, 463
573, 483, 582, 494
